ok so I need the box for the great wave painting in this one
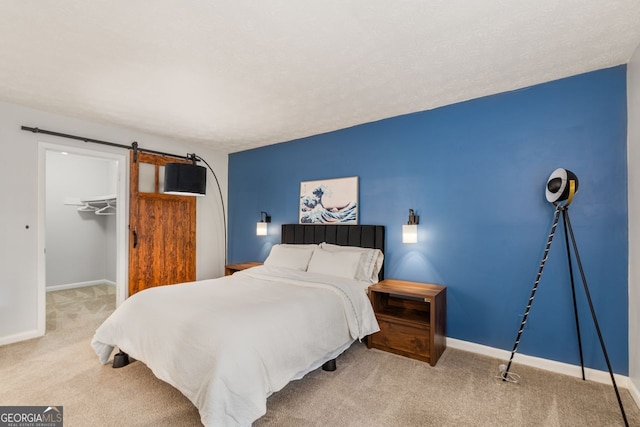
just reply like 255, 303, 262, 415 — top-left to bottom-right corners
299, 176, 358, 224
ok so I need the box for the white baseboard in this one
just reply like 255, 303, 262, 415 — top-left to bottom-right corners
630, 378, 640, 408
46, 279, 116, 292
0, 329, 43, 346
447, 337, 629, 388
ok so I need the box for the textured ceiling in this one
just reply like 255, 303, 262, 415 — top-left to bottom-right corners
1, 1, 640, 154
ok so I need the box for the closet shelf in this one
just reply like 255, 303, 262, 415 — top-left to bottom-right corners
80, 194, 117, 204
74, 194, 117, 215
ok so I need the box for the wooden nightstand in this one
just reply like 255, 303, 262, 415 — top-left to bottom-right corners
224, 262, 262, 276
367, 279, 447, 366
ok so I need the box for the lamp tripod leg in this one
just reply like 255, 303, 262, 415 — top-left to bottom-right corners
563, 210, 628, 427
503, 208, 562, 379
561, 209, 586, 381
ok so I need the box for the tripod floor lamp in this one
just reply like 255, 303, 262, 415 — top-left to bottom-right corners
500, 168, 628, 427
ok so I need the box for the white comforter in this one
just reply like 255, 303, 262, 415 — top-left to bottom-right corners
91, 265, 379, 426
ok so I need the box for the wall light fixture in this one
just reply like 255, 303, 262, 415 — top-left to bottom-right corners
257, 211, 271, 236
402, 209, 419, 243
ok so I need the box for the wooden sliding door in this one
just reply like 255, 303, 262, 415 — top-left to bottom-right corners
129, 152, 196, 296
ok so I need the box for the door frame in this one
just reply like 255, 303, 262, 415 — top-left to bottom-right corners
37, 141, 128, 335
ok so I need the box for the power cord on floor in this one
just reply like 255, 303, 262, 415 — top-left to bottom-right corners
496, 363, 521, 384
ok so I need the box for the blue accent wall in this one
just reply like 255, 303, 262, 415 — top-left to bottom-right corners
228, 66, 629, 374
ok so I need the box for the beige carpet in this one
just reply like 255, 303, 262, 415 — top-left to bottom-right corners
0, 284, 638, 426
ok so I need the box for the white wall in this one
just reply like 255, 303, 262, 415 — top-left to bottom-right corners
627, 45, 640, 403
45, 152, 116, 287
0, 99, 228, 344
105, 160, 118, 283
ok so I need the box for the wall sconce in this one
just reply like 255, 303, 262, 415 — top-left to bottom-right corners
257, 211, 271, 236
402, 209, 419, 243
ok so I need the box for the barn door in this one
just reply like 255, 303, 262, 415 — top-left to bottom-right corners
129, 151, 196, 296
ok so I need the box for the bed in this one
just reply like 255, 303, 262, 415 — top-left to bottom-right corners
91, 224, 385, 426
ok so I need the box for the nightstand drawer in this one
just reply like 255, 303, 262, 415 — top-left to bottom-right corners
370, 318, 430, 361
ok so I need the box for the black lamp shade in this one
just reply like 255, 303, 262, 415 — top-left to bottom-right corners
164, 163, 206, 196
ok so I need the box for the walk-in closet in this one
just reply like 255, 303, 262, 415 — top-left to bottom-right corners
45, 151, 118, 333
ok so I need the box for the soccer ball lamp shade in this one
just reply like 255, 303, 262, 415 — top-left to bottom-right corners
545, 168, 578, 205
164, 163, 207, 196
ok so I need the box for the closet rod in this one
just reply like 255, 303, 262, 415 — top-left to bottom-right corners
21, 126, 190, 161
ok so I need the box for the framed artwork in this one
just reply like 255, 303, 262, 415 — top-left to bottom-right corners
299, 176, 358, 224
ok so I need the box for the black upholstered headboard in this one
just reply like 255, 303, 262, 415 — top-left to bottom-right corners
281, 224, 385, 281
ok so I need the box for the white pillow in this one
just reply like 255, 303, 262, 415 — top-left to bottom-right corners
264, 244, 315, 271
307, 248, 361, 279
319, 243, 384, 283
280, 243, 319, 249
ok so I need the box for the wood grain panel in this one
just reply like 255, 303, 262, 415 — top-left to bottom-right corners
370, 319, 431, 362
129, 152, 196, 296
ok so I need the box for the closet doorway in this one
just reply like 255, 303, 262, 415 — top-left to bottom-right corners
37, 142, 127, 336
